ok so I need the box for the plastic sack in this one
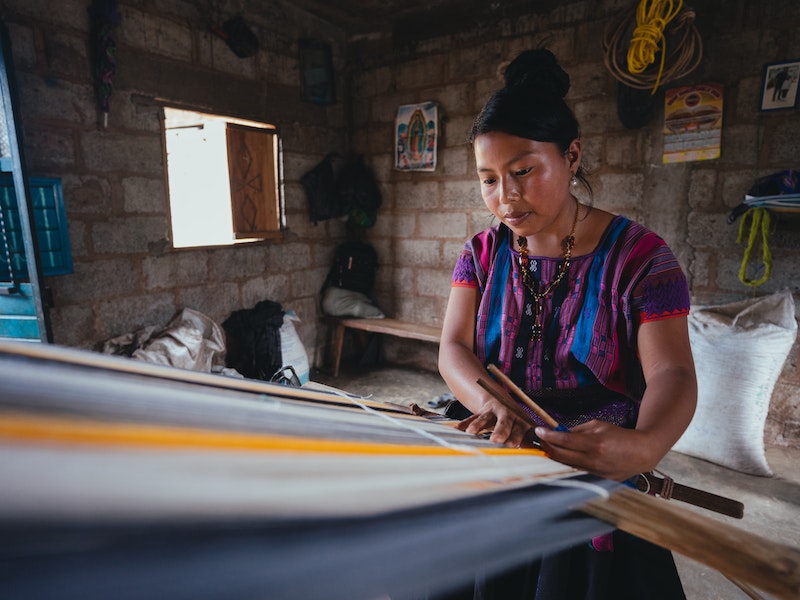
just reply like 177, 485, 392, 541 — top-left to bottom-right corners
279, 310, 310, 384
321, 286, 385, 319
101, 307, 227, 373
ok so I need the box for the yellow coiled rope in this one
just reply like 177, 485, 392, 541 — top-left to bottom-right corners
603, 2, 702, 92
737, 207, 773, 287
627, 0, 684, 91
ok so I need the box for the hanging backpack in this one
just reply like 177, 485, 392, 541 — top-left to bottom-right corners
337, 156, 382, 229
301, 153, 345, 225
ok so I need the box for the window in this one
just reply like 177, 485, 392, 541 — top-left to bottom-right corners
162, 107, 284, 249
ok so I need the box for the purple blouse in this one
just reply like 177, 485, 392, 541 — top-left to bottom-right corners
451, 216, 690, 429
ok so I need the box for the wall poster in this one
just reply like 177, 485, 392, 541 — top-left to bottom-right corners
299, 39, 335, 105
760, 60, 800, 111
662, 83, 723, 164
395, 102, 437, 171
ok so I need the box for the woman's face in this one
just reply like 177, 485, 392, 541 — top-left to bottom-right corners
474, 131, 580, 238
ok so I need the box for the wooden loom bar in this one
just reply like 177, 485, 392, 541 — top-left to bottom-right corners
581, 488, 800, 600
0, 339, 406, 414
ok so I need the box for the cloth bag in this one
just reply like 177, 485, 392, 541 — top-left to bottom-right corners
673, 290, 797, 476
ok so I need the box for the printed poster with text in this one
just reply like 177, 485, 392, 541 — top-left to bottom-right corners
663, 84, 723, 164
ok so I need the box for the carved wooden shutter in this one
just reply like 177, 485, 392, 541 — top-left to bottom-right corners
226, 124, 280, 239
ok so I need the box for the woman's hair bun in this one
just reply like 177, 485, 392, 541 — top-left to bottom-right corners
503, 48, 570, 99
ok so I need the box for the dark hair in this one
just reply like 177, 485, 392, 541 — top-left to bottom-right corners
469, 49, 591, 194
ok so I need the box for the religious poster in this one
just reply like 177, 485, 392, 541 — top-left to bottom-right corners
662, 83, 723, 164
395, 101, 437, 171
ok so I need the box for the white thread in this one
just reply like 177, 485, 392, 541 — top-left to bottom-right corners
542, 476, 612, 499
329, 389, 480, 454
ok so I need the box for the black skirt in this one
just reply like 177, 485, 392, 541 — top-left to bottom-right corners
434, 531, 686, 600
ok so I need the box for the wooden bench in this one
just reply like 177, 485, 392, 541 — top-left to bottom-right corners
326, 317, 442, 377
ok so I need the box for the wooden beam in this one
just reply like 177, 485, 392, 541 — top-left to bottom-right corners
581, 487, 800, 600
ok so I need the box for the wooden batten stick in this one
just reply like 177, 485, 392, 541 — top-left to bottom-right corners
581, 488, 800, 600
486, 364, 562, 430
476, 377, 536, 425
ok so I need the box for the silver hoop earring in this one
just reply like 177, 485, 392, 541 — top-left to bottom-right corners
570, 175, 578, 187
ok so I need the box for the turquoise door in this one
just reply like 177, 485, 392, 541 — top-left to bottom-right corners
0, 20, 51, 342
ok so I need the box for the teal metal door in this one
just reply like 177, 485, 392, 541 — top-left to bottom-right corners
0, 20, 50, 342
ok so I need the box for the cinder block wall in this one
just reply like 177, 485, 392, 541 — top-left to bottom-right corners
3, 0, 350, 360
348, 1, 800, 448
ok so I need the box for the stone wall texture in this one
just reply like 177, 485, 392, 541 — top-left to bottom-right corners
2, 0, 798, 448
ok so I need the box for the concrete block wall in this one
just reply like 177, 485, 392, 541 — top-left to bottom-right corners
349, 0, 800, 448
2, 0, 351, 361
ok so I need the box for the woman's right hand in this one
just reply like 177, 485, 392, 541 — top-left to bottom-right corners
439, 285, 538, 448
456, 395, 536, 447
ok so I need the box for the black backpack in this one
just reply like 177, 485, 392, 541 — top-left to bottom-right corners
337, 156, 382, 229
301, 153, 345, 225
301, 154, 381, 228
323, 241, 379, 297
222, 299, 284, 380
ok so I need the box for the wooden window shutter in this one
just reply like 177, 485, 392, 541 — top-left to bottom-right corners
226, 123, 280, 239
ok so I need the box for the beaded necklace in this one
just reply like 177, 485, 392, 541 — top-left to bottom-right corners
516, 200, 579, 341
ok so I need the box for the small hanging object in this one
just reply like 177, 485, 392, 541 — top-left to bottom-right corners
88, 0, 121, 129
737, 207, 773, 287
626, 0, 684, 93
729, 170, 799, 287
603, 0, 702, 103
210, 15, 259, 58
728, 169, 800, 223
616, 81, 658, 129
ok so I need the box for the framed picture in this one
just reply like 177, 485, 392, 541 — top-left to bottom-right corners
395, 102, 438, 171
760, 60, 800, 111
299, 39, 335, 105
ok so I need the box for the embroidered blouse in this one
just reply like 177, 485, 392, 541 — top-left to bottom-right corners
451, 215, 690, 429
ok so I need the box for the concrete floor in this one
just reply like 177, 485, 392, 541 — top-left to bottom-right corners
312, 364, 800, 600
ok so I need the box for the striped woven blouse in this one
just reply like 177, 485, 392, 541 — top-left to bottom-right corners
451, 215, 690, 429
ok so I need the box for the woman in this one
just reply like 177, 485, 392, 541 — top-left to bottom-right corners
437, 48, 697, 599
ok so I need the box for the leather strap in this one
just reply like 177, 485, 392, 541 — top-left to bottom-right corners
634, 471, 744, 519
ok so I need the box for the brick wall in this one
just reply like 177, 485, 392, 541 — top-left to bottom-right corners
3, 0, 350, 363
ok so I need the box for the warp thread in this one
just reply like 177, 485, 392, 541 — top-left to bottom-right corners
333, 389, 481, 454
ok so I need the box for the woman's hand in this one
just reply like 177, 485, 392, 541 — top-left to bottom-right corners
534, 420, 660, 482
536, 316, 697, 483
456, 396, 536, 447
440, 285, 541, 447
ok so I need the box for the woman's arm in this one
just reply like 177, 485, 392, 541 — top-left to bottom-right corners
438, 285, 536, 446
535, 316, 697, 481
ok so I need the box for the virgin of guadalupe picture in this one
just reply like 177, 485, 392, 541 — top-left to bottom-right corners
395, 102, 437, 171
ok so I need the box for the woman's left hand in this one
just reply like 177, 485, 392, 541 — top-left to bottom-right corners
538, 317, 697, 482
534, 420, 658, 482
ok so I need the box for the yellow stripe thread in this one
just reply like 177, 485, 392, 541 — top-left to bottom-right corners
0, 412, 543, 457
